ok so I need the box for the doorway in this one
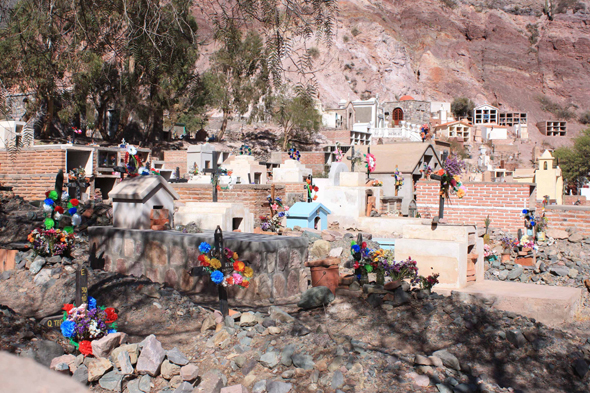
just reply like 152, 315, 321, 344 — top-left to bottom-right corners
314, 216, 321, 230
392, 108, 404, 126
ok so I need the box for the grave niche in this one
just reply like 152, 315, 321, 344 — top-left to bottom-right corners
272, 159, 312, 183
108, 175, 179, 230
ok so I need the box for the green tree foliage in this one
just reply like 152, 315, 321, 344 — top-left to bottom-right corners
0, 0, 199, 141
203, 27, 269, 140
270, 91, 321, 150
554, 128, 590, 192
451, 97, 475, 120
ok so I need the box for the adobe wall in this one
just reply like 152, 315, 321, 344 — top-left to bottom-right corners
0, 147, 67, 200
415, 181, 536, 232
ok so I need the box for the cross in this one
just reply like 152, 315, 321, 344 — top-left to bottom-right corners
306, 175, 314, 203
429, 173, 445, 223
40, 265, 89, 329
346, 146, 356, 172
203, 151, 225, 202
366, 146, 371, 180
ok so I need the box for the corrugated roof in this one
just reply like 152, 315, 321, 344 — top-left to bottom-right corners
356, 143, 442, 173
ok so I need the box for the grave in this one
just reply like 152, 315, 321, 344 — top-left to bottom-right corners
87, 227, 310, 302
186, 144, 229, 175
175, 202, 254, 233
272, 159, 312, 183
224, 155, 268, 185
109, 175, 179, 230
328, 162, 348, 186
286, 202, 331, 231
394, 223, 484, 289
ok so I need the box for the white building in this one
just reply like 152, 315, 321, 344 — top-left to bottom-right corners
473, 104, 499, 125
481, 124, 508, 141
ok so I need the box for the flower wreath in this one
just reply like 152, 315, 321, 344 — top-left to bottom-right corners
239, 144, 252, 156
124, 145, 143, 177
288, 147, 301, 161
60, 297, 118, 357
197, 242, 253, 288
365, 153, 376, 173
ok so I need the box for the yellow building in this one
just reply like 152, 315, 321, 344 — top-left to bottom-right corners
513, 150, 563, 204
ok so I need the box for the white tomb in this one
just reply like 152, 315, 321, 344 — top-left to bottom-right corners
328, 162, 348, 186
175, 202, 254, 232
187, 144, 228, 174
109, 175, 179, 229
272, 159, 312, 183
223, 155, 268, 185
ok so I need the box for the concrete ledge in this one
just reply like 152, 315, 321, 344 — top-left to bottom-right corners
436, 280, 583, 326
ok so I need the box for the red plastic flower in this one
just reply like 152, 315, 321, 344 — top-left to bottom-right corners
55, 206, 65, 214
241, 280, 250, 288
62, 304, 74, 313
313, 186, 319, 192
197, 254, 205, 263
361, 242, 367, 249
233, 261, 245, 272
79, 340, 93, 356
45, 191, 50, 198
70, 199, 79, 207
104, 307, 118, 324
353, 262, 360, 269
227, 277, 234, 285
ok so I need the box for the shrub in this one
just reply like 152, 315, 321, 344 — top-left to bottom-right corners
307, 47, 320, 59
451, 97, 475, 119
342, 35, 350, 43
351, 27, 360, 37
579, 111, 590, 124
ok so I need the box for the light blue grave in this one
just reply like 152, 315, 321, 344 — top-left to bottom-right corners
286, 202, 331, 231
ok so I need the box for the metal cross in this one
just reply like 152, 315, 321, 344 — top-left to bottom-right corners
429, 173, 445, 222
346, 146, 356, 172
203, 151, 225, 202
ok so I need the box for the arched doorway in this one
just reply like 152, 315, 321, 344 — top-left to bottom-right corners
392, 107, 404, 125
314, 216, 321, 230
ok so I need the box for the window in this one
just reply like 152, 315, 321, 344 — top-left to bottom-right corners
543, 161, 548, 170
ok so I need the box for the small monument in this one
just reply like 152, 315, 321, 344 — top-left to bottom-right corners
109, 175, 179, 229
286, 202, 331, 231
224, 155, 268, 184
272, 159, 312, 183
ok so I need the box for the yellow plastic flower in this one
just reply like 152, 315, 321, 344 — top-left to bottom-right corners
204, 256, 211, 264
456, 189, 466, 198
233, 252, 239, 260
453, 175, 461, 182
243, 266, 254, 278
210, 258, 221, 269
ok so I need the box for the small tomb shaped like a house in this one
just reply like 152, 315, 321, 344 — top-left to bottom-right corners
109, 175, 179, 229
286, 202, 331, 231
272, 159, 312, 183
224, 155, 268, 184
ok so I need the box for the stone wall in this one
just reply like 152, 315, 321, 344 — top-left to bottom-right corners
415, 181, 537, 232
0, 147, 66, 200
279, 152, 326, 175
88, 227, 310, 302
171, 183, 306, 219
162, 150, 188, 176
382, 100, 430, 125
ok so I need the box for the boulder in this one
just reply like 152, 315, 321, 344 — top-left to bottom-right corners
506, 330, 526, 348
193, 370, 225, 393
33, 340, 64, 367
180, 364, 199, 381
91, 332, 126, 358
167, 347, 189, 366
174, 381, 195, 393
98, 370, 123, 391
88, 357, 113, 382
111, 344, 139, 367
569, 232, 585, 243
310, 240, 331, 258
329, 247, 343, 258
266, 380, 292, 393
292, 353, 315, 370
50, 354, 76, 371
118, 350, 134, 375
432, 350, 460, 371
269, 306, 295, 323
161, 359, 181, 380
550, 267, 569, 277
30, 256, 46, 274
297, 286, 335, 309
72, 364, 88, 384
239, 312, 257, 327
136, 334, 166, 376
259, 351, 279, 369
221, 384, 249, 393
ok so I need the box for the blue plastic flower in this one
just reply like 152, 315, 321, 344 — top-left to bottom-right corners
198, 242, 211, 253
108, 329, 117, 334
522, 209, 528, 214
351, 245, 361, 253
60, 320, 76, 338
88, 297, 97, 310
211, 270, 224, 284
278, 212, 285, 218
44, 198, 54, 206
68, 207, 77, 215
530, 221, 535, 226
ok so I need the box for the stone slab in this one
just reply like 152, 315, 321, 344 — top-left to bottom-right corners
436, 280, 582, 326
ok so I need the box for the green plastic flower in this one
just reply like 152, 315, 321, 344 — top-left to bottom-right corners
365, 265, 373, 273
44, 218, 55, 229
48, 190, 59, 201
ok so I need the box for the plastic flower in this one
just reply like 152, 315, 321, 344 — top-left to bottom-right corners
209, 258, 221, 269
313, 195, 318, 201
241, 280, 250, 288
284, 206, 289, 212
108, 329, 117, 334
211, 270, 224, 284
198, 254, 206, 263
60, 320, 76, 338
232, 273, 243, 285
104, 308, 118, 324
351, 245, 361, 253
353, 262, 360, 269
456, 188, 466, 199
278, 212, 285, 218
233, 261, 245, 272
243, 266, 253, 278
55, 206, 65, 214
79, 340, 93, 356
44, 198, 54, 206
68, 207, 77, 215
44, 218, 55, 229
88, 297, 97, 310
198, 242, 211, 253
126, 145, 138, 155
233, 252, 238, 260
365, 264, 373, 273
361, 242, 367, 249
70, 199, 79, 207
62, 304, 74, 313
48, 190, 59, 201
271, 203, 279, 211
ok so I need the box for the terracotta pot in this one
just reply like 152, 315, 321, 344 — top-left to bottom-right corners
522, 247, 532, 253
310, 265, 339, 295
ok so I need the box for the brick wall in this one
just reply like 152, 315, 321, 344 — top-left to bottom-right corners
563, 195, 587, 205
163, 150, 188, 175
280, 152, 326, 175
415, 181, 536, 232
321, 129, 351, 145
542, 205, 590, 236
0, 148, 66, 200
172, 183, 306, 219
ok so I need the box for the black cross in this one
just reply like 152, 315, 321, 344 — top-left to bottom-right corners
346, 146, 356, 172
40, 265, 88, 329
429, 173, 445, 222
306, 174, 314, 203
65, 179, 90, 200
203, 151, 225, 202
366, 146, 371, 180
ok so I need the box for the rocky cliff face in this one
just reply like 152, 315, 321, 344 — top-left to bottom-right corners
306, 0, 590, 141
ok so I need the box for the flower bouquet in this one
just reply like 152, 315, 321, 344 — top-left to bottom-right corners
420, 163, 433, 179
260, 196, 288, 232
335, 142, 345, 162
369, 179, 383, 187
239, 144, 252, 155
305, 178, 319, 201
392, 166, 403, 195
60, 297, 118, 356
483, 244, 498, 262
417, 273, 439, 292
197, 242, 253, 288
381, 256, 419, 284
28, 228, 75, 257
41, 188, 82, 231
351, 240, 372, 284
434, 154, 467, 199
365, 153, 376, 173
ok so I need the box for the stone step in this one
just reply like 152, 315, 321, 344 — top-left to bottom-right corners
435, 280, 582, 326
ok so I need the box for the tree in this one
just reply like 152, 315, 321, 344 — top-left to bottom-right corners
554, 128, 590, 194
271, 91, 321, 150
203, 27, 269, 140
451, 97, 475, 120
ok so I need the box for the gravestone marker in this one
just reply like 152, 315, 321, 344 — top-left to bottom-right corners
41, 265, 88, 329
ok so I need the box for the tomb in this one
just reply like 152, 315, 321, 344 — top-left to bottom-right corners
327, 162, 348, 187
473, 104, 498, 125
224, 155, 268, 185
95, 146, 151, 200
186, 144, 229, 174
88, 228, 310, 302
537, 121, 567, 137
109, 175, 179, 229
175, 202, 254, 232
272, 159, 312, 183
286, 202, 331, 231
394, 224, 484, 289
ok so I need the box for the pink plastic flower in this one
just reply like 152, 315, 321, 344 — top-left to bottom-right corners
284, 206, 289, 211
271, 203, 279, 211
232, 273, 243, 285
